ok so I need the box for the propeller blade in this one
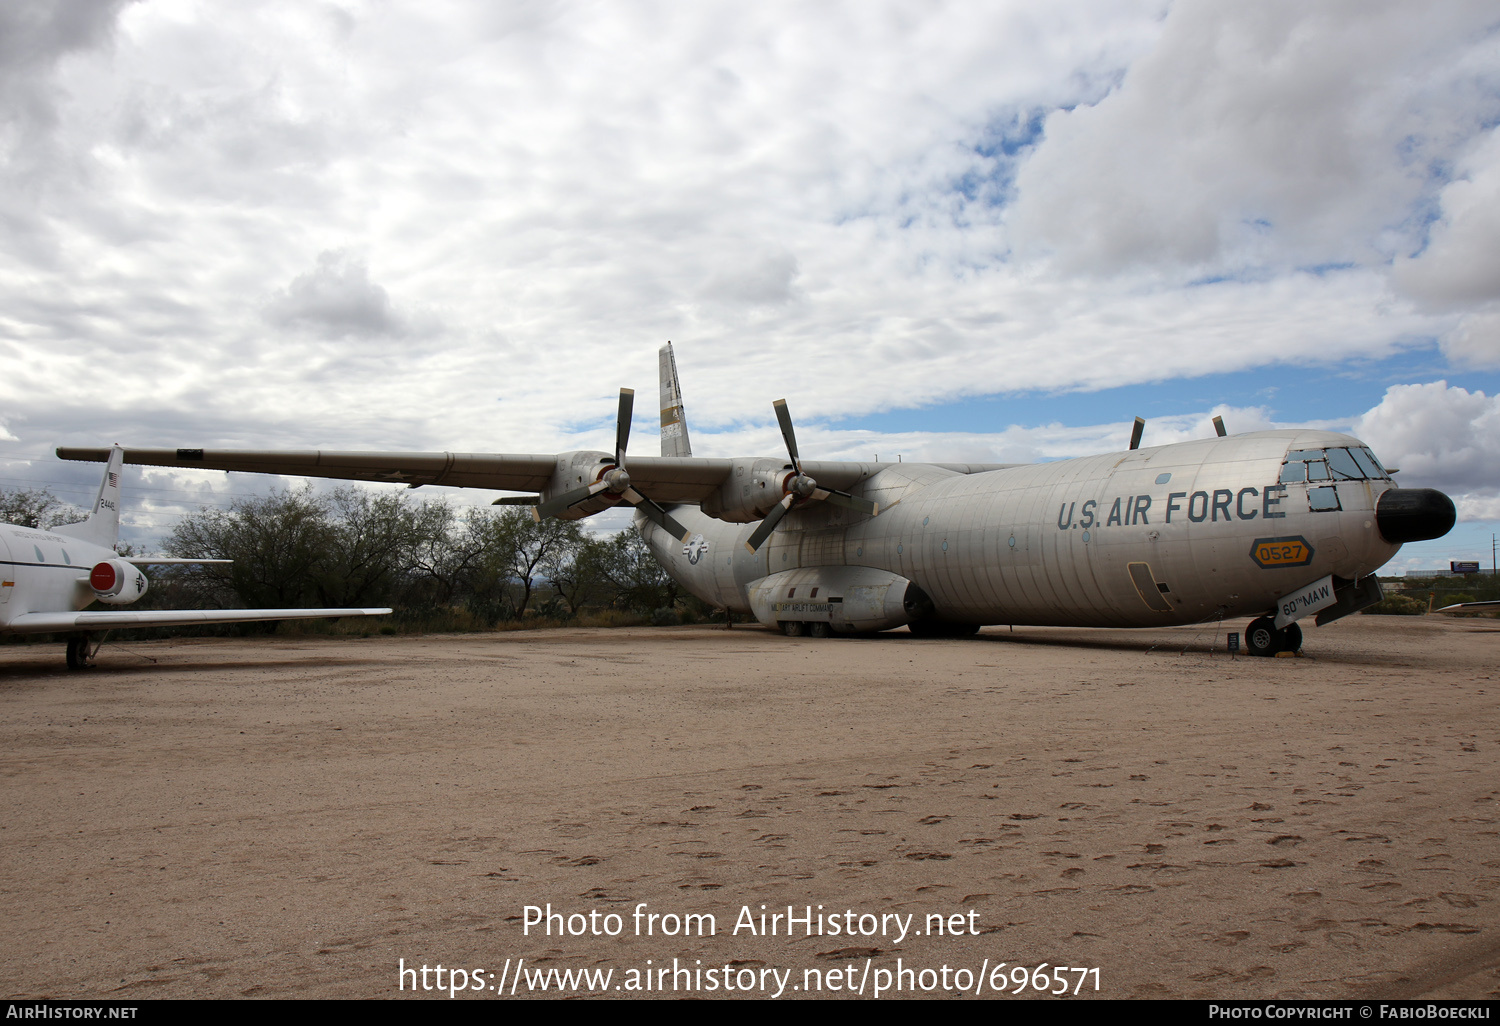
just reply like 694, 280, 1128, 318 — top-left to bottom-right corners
616, 388, 634, 465
1129, 417, 1145, 450
533, 480, 607, 521
817, 489, 879, 516
745, 495, 794, 553
1212, 415, 1227, 437
621, 487, 692, 542
773, 399, 800, 471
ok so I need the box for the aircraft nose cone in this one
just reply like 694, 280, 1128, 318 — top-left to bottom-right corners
1375, 487, 1456, 543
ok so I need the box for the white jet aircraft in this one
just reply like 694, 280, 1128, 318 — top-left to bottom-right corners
57, 346, 1455, 657
3, 447, 391, 668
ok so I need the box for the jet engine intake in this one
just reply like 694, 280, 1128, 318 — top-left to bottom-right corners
88, 560, 149, 605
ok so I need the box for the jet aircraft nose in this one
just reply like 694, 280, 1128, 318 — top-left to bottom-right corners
1375, 488, 1456, 543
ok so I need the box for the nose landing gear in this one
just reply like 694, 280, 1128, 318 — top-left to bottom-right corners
1245, 617, 1301, 657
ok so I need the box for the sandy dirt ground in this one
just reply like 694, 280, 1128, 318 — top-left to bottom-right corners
2, 615, 1497, 1001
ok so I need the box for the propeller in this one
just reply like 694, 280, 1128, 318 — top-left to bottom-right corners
744, 399, 880, 554
532, 388, 692, 542
1129, 417, 1145, 450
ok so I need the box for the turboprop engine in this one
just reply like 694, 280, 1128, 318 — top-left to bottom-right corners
700, 458, 803, 523
528, 390, 691, 541
88, 560, 149, 605
746, 566, 929, 634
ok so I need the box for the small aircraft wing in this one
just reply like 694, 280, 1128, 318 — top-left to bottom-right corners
121, 557, 233, 566
1433, 600, 1500, 614
4, 607, 392, 635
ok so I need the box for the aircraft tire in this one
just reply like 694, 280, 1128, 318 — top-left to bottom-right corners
780, 621, 804, 637
65, 635, 94, 671
1246, 617, 1278, 657
807, 621, 830, 638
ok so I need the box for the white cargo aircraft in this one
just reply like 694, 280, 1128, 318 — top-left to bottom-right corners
3, 447, 391, 668
58, 345, 1455, 657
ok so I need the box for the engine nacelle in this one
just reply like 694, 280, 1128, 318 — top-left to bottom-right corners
746, 566, 924, 634
88, 560, 149, 605
700, 458, 797, 523
540, 450, 617, 520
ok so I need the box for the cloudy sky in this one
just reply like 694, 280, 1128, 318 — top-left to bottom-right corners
1, 0, 1497, 572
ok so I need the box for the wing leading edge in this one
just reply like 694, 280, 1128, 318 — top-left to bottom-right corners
6, 607, 392, 635
56, 446, 1018, 504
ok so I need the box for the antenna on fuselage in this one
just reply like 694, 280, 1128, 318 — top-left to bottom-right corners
1129, 417, 1145, 450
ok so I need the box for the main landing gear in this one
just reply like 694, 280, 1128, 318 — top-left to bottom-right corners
1245, 617, 1301, 657
65, 634, 100, 670
779, 621, 831, 638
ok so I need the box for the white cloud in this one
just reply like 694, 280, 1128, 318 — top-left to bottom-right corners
264, 250, 410, 338
1351, 381, 1500, 502
0, 0, 1494, 544
1395, 126, 1500, 308
1008, 1, 1500, 276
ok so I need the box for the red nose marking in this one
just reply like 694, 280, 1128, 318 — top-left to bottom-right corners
90, 562, 117, 591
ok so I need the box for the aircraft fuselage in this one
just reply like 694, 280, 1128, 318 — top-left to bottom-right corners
641, 429, 1422, 630
0, 525, 121, 630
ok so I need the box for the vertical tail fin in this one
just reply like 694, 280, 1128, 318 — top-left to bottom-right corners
54, 446, 123, 549
658, 341, 693, 458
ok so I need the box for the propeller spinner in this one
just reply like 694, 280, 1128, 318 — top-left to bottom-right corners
744, 399, 879, 554
532, 388, 692, 542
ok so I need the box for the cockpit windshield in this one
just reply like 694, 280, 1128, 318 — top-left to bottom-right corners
1279, 446, 1389, 485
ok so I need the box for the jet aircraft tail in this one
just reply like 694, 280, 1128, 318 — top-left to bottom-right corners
53, 445, 123, 549
659, 341, 693, 458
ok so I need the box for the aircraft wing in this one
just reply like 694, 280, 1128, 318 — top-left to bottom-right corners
56, 447, 570, 492
1434, 600, 1500, 614
55, 447, 1015, 503
5, 607, 392, 635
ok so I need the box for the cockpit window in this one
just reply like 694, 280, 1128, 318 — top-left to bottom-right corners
1326, 448, 1363, 480
1351, 447, 1387, 479
1280, 446, 1389, 484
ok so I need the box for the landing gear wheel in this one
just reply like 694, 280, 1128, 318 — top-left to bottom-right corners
65, 635, 96, 670
807, 621, 830, 638
780, 621, 804, 637
1279, 622, 1302, 654
1246, 617, 1278, 657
